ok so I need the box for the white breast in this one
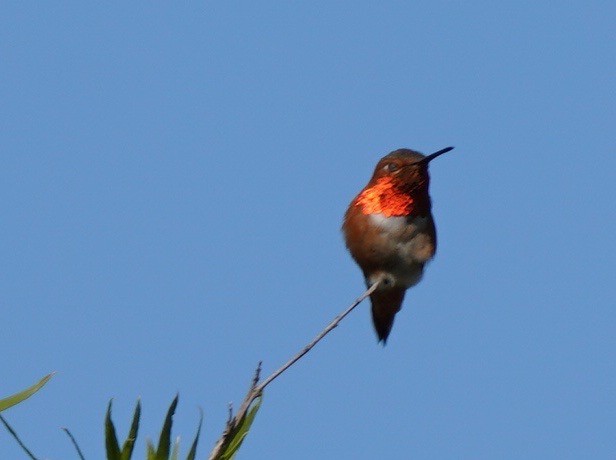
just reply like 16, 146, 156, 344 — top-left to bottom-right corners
369, 213, 430, 235
369, 213, 407, 232
368, 213, 434, 283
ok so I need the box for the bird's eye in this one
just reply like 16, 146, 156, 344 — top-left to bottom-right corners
385, 163, 399, 173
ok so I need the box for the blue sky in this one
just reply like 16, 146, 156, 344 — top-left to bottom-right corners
1, 2, 615, 459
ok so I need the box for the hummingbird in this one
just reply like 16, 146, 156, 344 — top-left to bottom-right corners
343, 146, 453, 343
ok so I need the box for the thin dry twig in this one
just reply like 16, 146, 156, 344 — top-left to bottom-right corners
208, 282, 379, 460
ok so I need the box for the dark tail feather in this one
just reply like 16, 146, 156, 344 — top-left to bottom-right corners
370, 288, 405, 344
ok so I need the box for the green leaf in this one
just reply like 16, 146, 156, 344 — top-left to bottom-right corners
106, 399, 141, 460
146, 440, 157, 460
185, 409, 203, 460
154, 395, 179, 460
170, 438, 180, 460
0, 373, 54, 412
220, 396, 262, 460
120, 399, 141, 460
0, 414, 39, 459
62, 427, 86, 460
105, 400, 122, 460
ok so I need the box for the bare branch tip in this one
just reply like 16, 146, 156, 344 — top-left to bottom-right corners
226, 402, 233, 425
252, 361, 262, 387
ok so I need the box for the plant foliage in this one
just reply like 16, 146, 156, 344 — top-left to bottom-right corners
0, 373, 54, 413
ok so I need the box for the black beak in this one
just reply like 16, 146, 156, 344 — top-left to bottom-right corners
416, 146, 454, 165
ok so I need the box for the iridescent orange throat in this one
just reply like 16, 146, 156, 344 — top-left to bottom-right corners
354, 176, 429, 217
